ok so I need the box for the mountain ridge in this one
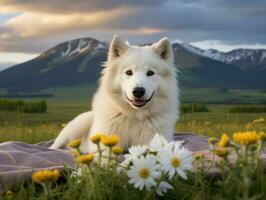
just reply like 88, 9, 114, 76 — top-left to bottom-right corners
0, 37, 265, 94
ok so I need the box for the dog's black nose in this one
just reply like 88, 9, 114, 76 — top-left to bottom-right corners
133, 87, 145, 98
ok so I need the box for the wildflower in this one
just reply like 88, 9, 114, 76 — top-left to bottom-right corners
101, 134, 120, 147
32, 170, 60, 184
129, 145, 148, 157
233, 131, 261, 145
148, 133, 168, 152
218, 133, 230, 147
214, 147, 229, 158
112, 146, 124, 155
76, 154, 95, 164
6, 190, 13, 200
208, 137, 217, 145
90, 133, 105, 144
121, 145, 148, 167
128, 155, 160, 190
71, 149, 79, 157
157, 145, 193, 179
156, 181, 173, 196
67, 139, 81, 148
252, 117, 264, 123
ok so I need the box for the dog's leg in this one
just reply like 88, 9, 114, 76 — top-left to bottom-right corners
50, 111, 93, 149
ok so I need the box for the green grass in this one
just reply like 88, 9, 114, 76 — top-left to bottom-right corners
0, 102, 266, 143
181, 88, 266, 104
0, 101, 266, 199
1, 87, 266, 104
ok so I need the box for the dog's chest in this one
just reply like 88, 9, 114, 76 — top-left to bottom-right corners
92, 112, 166, 148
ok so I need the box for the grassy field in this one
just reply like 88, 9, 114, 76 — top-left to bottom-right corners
0, 101, 265, 143
0, 101, 266, 199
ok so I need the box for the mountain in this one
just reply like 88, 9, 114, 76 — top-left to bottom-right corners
0, 38, 108, 93
0, 37, 265, 96
182, 43, 266, 72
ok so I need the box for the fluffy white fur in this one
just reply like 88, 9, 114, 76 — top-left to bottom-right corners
50, 35, 179, 153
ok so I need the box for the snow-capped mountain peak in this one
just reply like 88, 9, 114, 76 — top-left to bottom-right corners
40, 38, 107, 61
178, 43, 266, 71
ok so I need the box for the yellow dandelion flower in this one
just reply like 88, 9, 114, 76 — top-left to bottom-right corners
208, 137, 217, 145
76, 154, 95, 164
112, 146, 124, 155
32, 170, 60, 184
101, 134, 120, 147
90, 133, 105, 144
233, 131, 261, 145
67, 139, 81, 148
215, 148, 229, 157
218, 133, 230, 147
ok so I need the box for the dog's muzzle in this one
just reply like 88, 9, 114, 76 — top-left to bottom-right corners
125, 92, 154, 108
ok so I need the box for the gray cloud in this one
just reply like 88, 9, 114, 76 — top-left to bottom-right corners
0, 0, 265, 54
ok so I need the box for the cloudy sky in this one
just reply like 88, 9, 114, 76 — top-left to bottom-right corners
0, 0, 266, 70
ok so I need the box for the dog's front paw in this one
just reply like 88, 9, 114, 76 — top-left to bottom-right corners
79, 144, 90, 154
79, 143, 98, 154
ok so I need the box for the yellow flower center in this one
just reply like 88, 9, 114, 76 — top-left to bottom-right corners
139, 168, 150, 179
215, 148, 229, 157
32, 170, 60, 183
101, 134, 120, 147
67, 139, 81, 148
90, 133, 105, 144
233, 131, 261, 145
171, 157, 180, 168
112, 146, 124, 155
218, 133, 229, 147
76, 154, 95, 164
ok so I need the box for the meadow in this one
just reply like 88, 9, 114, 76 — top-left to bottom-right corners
0, 101, 265, 143
0, 101, 266, 200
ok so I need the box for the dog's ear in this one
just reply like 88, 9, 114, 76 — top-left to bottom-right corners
109, 35, 129, 58
152, 37, 173, 61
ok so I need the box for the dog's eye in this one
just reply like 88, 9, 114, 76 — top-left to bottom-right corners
125, 70, 133, 76
146, 70, 155, 76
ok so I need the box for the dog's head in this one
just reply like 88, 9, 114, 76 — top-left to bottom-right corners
104, 35, 176, 110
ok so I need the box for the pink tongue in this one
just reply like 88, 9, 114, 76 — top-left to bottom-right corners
134, 100, 145, 105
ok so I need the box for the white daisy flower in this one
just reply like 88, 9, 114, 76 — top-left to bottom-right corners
149, 133, 184, 152
158, 145, 193, 180
129, 145, 148, 157
128, 155, 161, 190
156, 181, 173, 196
148, 133, 169, 152
121, 145, 148, 167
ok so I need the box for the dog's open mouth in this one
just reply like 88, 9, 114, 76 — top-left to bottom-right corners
125, 92, 154, 108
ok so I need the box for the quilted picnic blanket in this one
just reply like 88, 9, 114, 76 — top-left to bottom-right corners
0, 133, 265, 192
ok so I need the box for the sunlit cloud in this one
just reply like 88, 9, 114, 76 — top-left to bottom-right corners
0, 52, 38, 63
138, 27, 167, 35
2, 7, 135, 39
0, 0, 265, 64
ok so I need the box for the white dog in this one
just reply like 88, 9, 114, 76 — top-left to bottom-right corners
50, 35, 179, 153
